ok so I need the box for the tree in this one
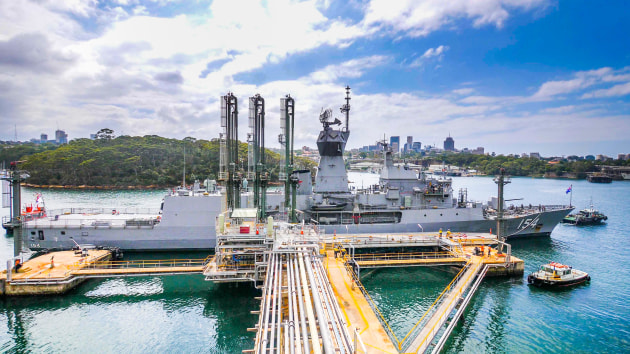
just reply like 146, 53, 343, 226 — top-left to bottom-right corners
95, 128, 115, 140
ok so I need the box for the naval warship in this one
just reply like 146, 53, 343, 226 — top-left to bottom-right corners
291, 87, 573, 238
15, 88, 572, 252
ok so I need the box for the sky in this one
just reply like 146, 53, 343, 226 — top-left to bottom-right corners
0, 0, 629, 157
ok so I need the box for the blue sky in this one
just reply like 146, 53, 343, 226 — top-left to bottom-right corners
0, 0, 628, 157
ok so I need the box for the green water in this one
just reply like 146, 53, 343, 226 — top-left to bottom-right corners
1, 177, 629, 353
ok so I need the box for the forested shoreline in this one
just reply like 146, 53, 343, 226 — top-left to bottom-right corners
2, 132, 627, 188
1, 133, 316, 188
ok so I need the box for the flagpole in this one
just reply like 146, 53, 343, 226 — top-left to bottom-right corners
569, 184, 572, 207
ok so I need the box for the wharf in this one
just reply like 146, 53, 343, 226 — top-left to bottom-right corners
1, 226, 523, 353
0, 250, 112, 295
1, 250, 208, 296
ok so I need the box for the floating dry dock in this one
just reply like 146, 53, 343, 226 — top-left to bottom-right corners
1, 227, 523, 353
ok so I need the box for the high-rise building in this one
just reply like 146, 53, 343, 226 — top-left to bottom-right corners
444, 135, 455, 151
390, 136, 400, 153
55, 129, 68, 144
472, 147, 484, 155
405, 136, 413, 153
412, 141, 421, 152
40, 134, 48, 142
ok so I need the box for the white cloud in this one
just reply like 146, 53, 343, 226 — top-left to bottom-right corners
530, 67, 628, 100
582, 82, 630, 99
410, 45, 449, 67
38, 0, 98, 17
362, 0, 549, 37
422, 45, 448, 59
307, 56, 390, 83
0, 0, 627, 157
452, 88, 475, 96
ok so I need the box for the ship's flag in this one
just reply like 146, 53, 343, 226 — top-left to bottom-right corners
566, 185, 572, 194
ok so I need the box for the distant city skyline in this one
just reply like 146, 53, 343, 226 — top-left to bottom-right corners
4, 128, 626, 159
1, 1, 628, 157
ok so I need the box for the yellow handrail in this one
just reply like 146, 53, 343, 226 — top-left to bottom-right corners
409, 261, 483, 352
343, 262, 403, 347
398, 260, 472, 349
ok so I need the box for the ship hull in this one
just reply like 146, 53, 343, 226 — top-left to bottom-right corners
22, 204, 571, 251
314, 206, 572, 239
21, 192, 286, 252
18, 189, 572, 252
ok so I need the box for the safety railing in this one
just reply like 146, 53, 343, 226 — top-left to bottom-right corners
350, 251, 462, 263
71, 257, 210, 272
400, 260, 483, 352
342, 261, 403, 349
47, 207, 160, 216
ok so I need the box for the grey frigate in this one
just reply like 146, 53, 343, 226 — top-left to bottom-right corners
292, 87, 573, 238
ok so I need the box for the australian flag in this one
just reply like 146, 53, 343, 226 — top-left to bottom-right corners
566, 185, 572, 194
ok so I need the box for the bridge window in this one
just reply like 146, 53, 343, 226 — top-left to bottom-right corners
38, 230, 44, 240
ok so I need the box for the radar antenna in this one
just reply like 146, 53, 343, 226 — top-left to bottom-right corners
319, 108, 341, 128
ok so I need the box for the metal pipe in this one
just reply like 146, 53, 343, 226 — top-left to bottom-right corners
269, 253, 279, 353
304, 253, 335, 353
287, 254, 296, 353
292, 256, 309, 354
265, 252, 278, 352
257, 251, 275, 353
312, 257, 346, 353
298, 252, 321, 354
276, 254, 283, 354
284, 320, 290, 354
317, 258, 352, 350
290, 256, 302, 354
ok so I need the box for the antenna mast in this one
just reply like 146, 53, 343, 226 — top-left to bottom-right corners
340, 85, 351, 132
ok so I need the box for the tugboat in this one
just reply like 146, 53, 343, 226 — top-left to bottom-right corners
562, 205, 607, 225
527, 262, 590, 288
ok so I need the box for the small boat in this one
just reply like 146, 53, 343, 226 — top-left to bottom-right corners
2, 194, 48, 236
527, 262, 590, 288
562, 205, 607, 225
587, 173, 612, 183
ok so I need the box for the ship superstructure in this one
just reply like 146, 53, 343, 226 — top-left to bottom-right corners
296, 87, 573, 238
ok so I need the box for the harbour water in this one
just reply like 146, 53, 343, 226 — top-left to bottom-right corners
1, 174, 629, 353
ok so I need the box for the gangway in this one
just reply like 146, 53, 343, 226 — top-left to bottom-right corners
403, 257, 487, 353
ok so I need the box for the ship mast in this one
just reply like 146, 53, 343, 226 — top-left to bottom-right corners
494, 168, 511, 252
341, 85, 351, 132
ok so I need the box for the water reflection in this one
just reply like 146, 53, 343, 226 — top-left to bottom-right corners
0, 276, 259, 353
